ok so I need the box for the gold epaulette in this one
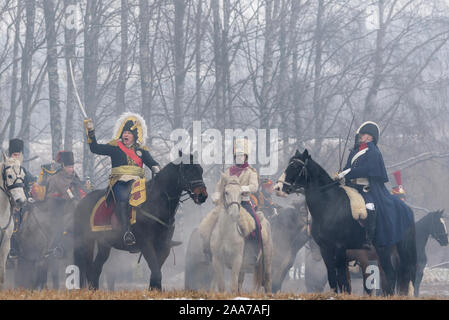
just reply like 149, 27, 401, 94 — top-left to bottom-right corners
108, 140, 118, 146
140, 145, 149, 152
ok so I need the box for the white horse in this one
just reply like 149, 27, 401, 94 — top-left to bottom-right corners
0, 153, 27, 289
210, 174, 272, 293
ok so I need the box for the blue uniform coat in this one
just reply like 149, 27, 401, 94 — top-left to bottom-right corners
343, 142, 414, 246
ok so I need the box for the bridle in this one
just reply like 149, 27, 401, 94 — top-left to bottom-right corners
282, 158, 308, 194
177, 162, 205, 203
222, 181, 242, 212
430, 213, 448, 242
0, 163, 25, 205
0, 163, 25, 246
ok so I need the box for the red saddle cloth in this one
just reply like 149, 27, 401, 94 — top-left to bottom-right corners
90, 196, 136, 232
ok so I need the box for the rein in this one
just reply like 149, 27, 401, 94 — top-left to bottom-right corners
287, 158, 340, 193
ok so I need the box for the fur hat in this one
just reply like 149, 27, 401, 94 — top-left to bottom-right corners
8, 138, 24, 156
113, 112, 147, 146
56, 151, 74, 166
356, 121, 380, 145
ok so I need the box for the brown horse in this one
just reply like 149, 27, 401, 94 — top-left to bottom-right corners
74, 154, 208, 290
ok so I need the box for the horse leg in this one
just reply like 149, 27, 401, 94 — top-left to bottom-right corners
141, 244, 163, 290
414, 261, 425, 297
375, 245, 396, 296
238, 271, 245, 292
0, 239, 10, 290
320, 245, 338, 292
335, 247, 350, 293
90, 244, 111, 290
230, 252, 243, 293
211, 255, 225, 292
74, 238, 95, 289
396, 237, 417, 296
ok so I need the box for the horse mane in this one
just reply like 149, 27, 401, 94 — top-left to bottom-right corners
217, 174, 239, 203
307, 157, 334, 186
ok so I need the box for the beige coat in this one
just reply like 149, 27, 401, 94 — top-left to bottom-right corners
215, 166, 259, 202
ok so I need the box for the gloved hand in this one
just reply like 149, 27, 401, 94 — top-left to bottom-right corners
151, 165, 161, 174
84, 118, 94, 131
333, 168, 351, 181
241, 185, 250, 195
211, 192, 220, 205
27, 197, 35, 204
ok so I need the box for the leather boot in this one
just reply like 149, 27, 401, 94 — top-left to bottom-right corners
362, 209, 376, 250
8, 233, 19, 259
116, 201, 136, 246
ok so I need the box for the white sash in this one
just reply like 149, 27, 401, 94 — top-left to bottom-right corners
351, 147, 368, 165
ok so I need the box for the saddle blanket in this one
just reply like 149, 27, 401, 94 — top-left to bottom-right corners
340, 185, 367, 220
90, 196, 137, 232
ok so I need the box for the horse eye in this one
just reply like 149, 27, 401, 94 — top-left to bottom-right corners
7, 175, 12, 179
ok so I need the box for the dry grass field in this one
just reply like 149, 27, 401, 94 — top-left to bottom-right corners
0, 289, 447, 300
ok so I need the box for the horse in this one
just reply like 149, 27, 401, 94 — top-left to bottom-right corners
304, 210, 448, 296
73, 153, 208, 290
281, 149, 417, 296
270, 201, 310, 292
209, 174, 272, 292
14, 197, 76, 289
414, 209, 448, 296
0, 154, 27, 289
184, 200, 309, 292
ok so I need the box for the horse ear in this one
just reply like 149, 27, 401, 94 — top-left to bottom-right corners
2, 151, 7, 162
303, 149, 309, 159
295, 149, 301, 158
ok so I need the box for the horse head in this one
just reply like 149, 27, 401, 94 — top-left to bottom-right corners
281, 149, 311, 195
220, 174, 242, 221
430, 209, 448, 246
176, 151, 208, 204
1, 153, 27, 207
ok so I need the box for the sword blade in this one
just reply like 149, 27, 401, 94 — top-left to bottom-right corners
68, 59, 88, 119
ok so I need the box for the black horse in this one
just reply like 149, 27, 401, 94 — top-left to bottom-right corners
74, 153, 208, 290
414, 209, 448, 296
281, 149, 417, 295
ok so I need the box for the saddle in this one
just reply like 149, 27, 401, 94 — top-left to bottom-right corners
340, 185, 367, 220
90, 195, 136, 232
91, 179, 146, 232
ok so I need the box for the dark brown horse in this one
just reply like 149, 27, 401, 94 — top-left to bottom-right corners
74, 154, 208, 290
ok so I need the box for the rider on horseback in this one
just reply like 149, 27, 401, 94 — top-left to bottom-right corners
46, 151, 86, 201
8, 138, 36, 259
200, 137, 261, 259
337, 121, 414, 249
84, 113, 161, 247
250, 179, 279, 218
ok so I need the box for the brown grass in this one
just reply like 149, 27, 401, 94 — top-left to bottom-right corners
0, 290, 447, 300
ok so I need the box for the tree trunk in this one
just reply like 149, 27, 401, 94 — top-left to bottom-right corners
116, 0, 128, 114
194, 0, 202, 121
20, 0, 36, 165
9, 1, 22, 140
44, 0, 62, 159
83, 0, 101, 179
64, 0, 76, 151
173, 0, 186, 129
211, 0, 223, 132
139, 0, 152, 143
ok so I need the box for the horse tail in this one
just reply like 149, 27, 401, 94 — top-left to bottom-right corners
73, 197, 95, 289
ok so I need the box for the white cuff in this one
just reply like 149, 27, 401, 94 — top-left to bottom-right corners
241, 185, 250, 193
338, 168, 351, 179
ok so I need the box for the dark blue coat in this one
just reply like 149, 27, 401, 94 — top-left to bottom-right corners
343, 142, 414, 247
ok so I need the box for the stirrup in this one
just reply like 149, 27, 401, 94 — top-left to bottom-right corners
124, 231, 136, 246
